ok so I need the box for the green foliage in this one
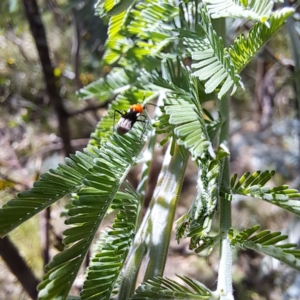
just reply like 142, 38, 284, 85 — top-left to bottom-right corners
190, 8, 243, 99
1, 118, 150, 299
0, 0, 299, 299
36, 128, 150, 299
81, 188, 140, 299
0, 150, 95, 237
95, 0, 135, 17
88, 89, 157, 147
223, 171, 300, 215
97, 0, 179, 66
204, 0, 273, 22
152, 60, 219, 155
229, 7, 294, 73
176, 147, 228, 253
77, 68, 135, 101
231, 225, 300, 271
131, 275, 213, 299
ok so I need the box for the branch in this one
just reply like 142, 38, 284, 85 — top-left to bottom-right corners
0, 237, 40, 300
22, 0, 73, 155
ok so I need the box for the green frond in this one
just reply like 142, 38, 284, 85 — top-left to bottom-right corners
150, 73, 190, 99
95, 0, 134, 17
151, 64, 214, 104
81, 188, 140, 300
0, 149, 99, 237
230, 170, 275, 190
269, 199, 300, 217
228, 224, 261, 241
77, 68, 134, 101
176, 147, 228, 252
151, 60, 218, 158
231, 225, 300, 272
229, 7, 294, 73
224, 171, 300, 216
102, 37, 126, 65
164, 96, 212, 158
101, 8, 132, 64
101, 0, 180, 66
203, 0, 273, 22
125, 0, 179, 60
178, 0, 203, 34
226, 170, 300, 203
37, 124, 151, 300
189, 9, 243, 99
131, 275, 212, 299
127, 1, 178, 40
101, 6, 131, 64
109, 11, 129, 38
88, 89, 156, 147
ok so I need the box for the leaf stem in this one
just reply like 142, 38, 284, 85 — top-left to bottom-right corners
118, 242, 147, 300
144, 143, 189, 281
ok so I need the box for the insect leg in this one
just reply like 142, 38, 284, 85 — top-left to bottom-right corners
136, 116, 149, 139
113, 110, 125, 133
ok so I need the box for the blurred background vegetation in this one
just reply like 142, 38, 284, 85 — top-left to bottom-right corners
1, 0, 300, 299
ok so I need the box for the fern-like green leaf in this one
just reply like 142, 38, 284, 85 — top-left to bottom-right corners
127, 2, 178, 39
189, 9, 243, 99
164, 96, 212, 159
228, 224, 261, 241
226, 171, 300, 214
125, 0, 179, 60
77, 69, 143, 145
81, 188, 140, 300
0, 150, 99, 237
77, 68, 134, 100
94, 0, 134, 17
131, 275, 212, 299
231, 226, 300, 272
152, 60, 216, 159
229, 7, 294, 73
108, 11, 128, 38
101, 6, 134, 64
269, 199, 300, 217
88, 89, 156, 147
37, 123, 151, 300
176, 147, 228, 252
100, 0, 180, 66
204, 0, 273, 22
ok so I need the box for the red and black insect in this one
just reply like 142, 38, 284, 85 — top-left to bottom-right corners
114, 103, 148, 135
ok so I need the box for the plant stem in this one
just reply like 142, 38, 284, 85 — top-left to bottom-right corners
143, 143, 188, 281
23, 0, 73, 155
118, 242, 147, 299
212, 17, 233, 299
211, 18, 231, 231
119, 142, 189, 298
